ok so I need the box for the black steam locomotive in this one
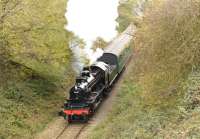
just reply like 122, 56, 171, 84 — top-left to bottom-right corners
61, 26, 134, 123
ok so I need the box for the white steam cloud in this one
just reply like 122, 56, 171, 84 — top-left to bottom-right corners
65, 0, 119, 46
65, 0, 147, 73
84, 48, 104, 65
69, 44, 85, 73
65, 0, 119, 73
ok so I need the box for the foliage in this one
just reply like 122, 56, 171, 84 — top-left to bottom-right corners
0, 79, 67, 139
0, 0, 75, 138
1, 0, 72, 80
116, 0, 142, 32
69, 33, 86, 49
185, 70, 200, 110
89, 74, 182, 139
91, 37, 108, 50
90, 0, 200, 138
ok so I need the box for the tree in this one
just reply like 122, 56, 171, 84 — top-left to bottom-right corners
0, 0, 71, 80
92, 37, 108, 50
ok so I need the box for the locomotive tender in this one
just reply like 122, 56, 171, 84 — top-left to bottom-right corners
61, 26, 134, 123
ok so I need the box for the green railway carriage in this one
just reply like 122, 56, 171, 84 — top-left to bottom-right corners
98, 26, 133, 85
117, 42, 132, 72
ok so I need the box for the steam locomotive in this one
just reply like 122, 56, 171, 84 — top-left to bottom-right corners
61, 26, 134, 123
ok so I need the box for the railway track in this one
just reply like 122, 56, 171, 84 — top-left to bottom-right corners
55, 124, 69, 139
55, 123, 88, 139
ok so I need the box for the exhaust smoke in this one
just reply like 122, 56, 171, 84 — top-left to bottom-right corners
64, 0, 119, 73
84, 48, 104, 65
65, 0, 147, 73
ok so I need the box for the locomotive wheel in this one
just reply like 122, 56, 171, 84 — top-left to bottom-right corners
103, 88, 111, 97
83, 115, 89, 123
58, 111, 64, 116
103, 91, 108, 97
68, 115, 72, 123
89, 108, 94, 114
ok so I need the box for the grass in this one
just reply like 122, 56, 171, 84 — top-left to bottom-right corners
0, 48, 74, 139
90, 0, 200, 138
0, 74, 73, 139
89, 66, 186, 139
90, 61, 200, 139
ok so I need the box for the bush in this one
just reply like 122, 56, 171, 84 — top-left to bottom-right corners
90, 0, 200, 138
3, 86, 22, 101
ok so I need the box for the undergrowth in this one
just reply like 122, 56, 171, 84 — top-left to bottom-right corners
0, 0, 75, 138
0, 64, 74, 139
90, 0, 200, 138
